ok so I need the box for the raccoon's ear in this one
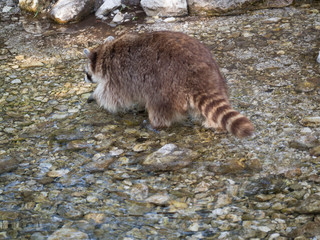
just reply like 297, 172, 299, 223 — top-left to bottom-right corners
84, 48, 91, 58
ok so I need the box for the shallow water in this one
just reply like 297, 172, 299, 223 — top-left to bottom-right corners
1, 3, 320, 239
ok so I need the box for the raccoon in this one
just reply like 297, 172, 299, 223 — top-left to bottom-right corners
84, 31, 254, 138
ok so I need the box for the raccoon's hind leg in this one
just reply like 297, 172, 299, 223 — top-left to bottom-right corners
146, 100, 186, 129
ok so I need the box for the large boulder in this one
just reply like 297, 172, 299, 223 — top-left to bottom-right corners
50, 0, 95, 24
187, 0, 293, 16
141, 0, 188, 17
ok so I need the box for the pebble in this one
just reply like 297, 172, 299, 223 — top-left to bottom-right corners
47, 228, 89, 240
0, 155, 19, 174
47, 169, 70, 178
145, 193, 170, 205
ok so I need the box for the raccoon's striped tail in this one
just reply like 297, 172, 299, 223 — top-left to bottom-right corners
193, 94, 254, 138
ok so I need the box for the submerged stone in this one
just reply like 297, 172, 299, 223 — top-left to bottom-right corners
47, 228, 89, 240
142, 144, 197, 171
0, 155, 19, 174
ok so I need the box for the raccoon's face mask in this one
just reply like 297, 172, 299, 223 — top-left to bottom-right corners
84, 48, 98, 83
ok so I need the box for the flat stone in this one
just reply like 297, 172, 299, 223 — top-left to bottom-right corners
48, 228, 89, 240
142, 144, 197, 171
20, 61, 44, 68
0, 155, 19, 174
301, 117, 320, 126
11, 79, 21, 84
145, 193, 170, 205
295, 195, 320, 214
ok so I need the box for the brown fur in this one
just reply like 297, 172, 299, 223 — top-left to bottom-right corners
84, 31, 254, 138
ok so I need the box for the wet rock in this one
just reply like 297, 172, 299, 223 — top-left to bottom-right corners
295, 195, 320, 214
130, 183, 149, 201
141, 0, 187, 17
57, 203, 84, 219
84, 213, 106, 224
83, 155, 115, 172
215, 194, 232, 208
0, 155, 19, 174
290, 221, 320, 239
301, 117, 320, 127
95, 0, 121, 18
244, 176, 286, 196
20, 61, 44, 68
142, 144, 196, 171
47, 228, 89, 240
145, 193, 170, 205
50, 0, 95, 24
209, 158, 262, 175
47, 169, 70, 177
66, 140, 91, 150
288, 135, 319, 150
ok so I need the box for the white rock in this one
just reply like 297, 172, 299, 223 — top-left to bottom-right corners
317, 51, 320, 64
145, 193, 170, 205
163, 17, 176, 23
112, 12, 124, 23
95, 0, 121, 17
50, 0, 95, 24
11, 79, 21, 84
2, 6, 13, 13
188, 222, 199, 232
141, 0, 187, 17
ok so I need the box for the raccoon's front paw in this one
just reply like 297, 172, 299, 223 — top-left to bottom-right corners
141, 120, 160, 134
87, 93, 95, 103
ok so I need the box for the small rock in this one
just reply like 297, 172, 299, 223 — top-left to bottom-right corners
263, 17, 282, 24
142, 144, 197, 171
20, 61, 44, 68
188, 222, 199, 232
145, 193, 170, 205
0, 155, 19, 174
112, 12, 124, 23
11, 79, 21, 84
2, 6, 13, 13
296, 195, 320, 214
67, 140, 91, 150
310, 145, 320, 156
84, 155, 115, 172
130, 184, 149, 201
163, 17, 176, 23
301, 117, 320, 126
47, 228, 89, 240
289, 135, 319, 150
47, 169, 70, 178
141, 0, 187, 17
84, 213, 105, 224
215, 194, 232, 208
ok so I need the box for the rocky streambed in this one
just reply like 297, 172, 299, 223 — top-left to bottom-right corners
1, 2, 320, 240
